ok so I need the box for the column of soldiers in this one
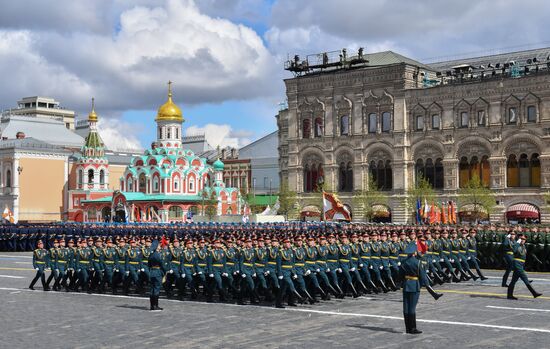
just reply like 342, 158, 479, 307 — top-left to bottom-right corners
29, 224, 510, 308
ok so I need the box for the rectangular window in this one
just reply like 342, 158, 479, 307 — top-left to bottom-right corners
382, 112, 391, 132
460, 112, 469, 128
477, 110, 486, 126
263, 177, 268, 189
508, 107, 517, 124
368, 113, 377, 133
415, 115, 424, 131
431, 114, 440, 130
527, 106, 536, 122
340, 115, 349, 135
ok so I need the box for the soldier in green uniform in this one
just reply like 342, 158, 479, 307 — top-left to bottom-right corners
181, 239, 197, 299
326, 234, 344, 297
501, 231, 516, 287
276, 237, 304, 307
139, 238, 152, 293
148, 239, 166, 311
400, 242, 422, 334
124, 238, 142, 294
507, 233, 542, 300
29, 240, 49, 291
440, 230, 461, 282
44, 239, 59, 290
166, 238, 183, 298
264, 237, 281, 301
239, 238, 259, 304
194, 238, 210, 298
370, 231, 389, 292
53, 238, 70, 291
223, 238, 240, 298
102, 238, 118, 293
207, 238, 229, 302
350, 234, 369, 294
66, 239, 77, 290
90, 238, 105, 292
304, 236, 327, 300
358, 233, 379, 293
76, 238, 93, 293
466, 230, 488, 280
254, 237, 271, 301
337, 234, 360, 297
316, 235, 340, 297
293, 237, 315, 303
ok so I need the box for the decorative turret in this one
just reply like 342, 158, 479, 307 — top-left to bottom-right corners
156, 81, 183, 149
77, 98, 109, 191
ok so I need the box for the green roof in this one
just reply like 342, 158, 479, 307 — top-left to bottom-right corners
248, 195, 278, 206
82, 192, 205, 204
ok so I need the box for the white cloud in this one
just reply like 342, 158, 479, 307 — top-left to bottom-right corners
0, 0, 278, 114
97, 118, 143, 151
185, 123, 251, 149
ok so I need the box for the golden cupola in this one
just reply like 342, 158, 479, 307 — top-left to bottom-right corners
88, 97, 98, 123
156, 81, 183, 122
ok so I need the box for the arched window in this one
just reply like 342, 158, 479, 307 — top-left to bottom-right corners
369, 160, 392, 191
153, 176, 159, 192
507, 155, 519, 187
189, 177, 195, 191
174, 177, 179, 191
167, 128, 171, 139
425, 158, 435, 186
459, 157, 469, 188
314, 118, 323, 137
169, 206, 183, 219
416, 158, 443, 189
88, 169, 94, 184
480, 156, 490, 187
415, 115, 424, 131
99, 170, 105, 185
340, 115, 349, 135
531, 153, 541, 187
338, 161, 353, 192
508, 107, 518, 124
303, 163, 323, 192
518, 154, 530, 187
460, 112, 469, 128
368, 113, 377, 133
78, 169, 83, 187
139, 173, 147, 193
6, 169, 11, 188
382, 112, 391, 132
434, 159, 444, 189
175, 127, 179, 139
527, 106, 537, 123
415, 159, 425, 181
158, 127, 162, 139
432, 114, 440, 130
128, 178, 133, 192
302, 119, 311, 139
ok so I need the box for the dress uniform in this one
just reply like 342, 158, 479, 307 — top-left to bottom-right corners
181, 240, 197, 299
507, 234, 542, 300
316, 236, 339, 297
53, 239, 70, 291
239, 238, 259, 304
501, 231, 516, 287
124, 239, 142, 294
466, 230, 487, 280
148, 240, 165, 311
166, 239, 183, 298
276, 238, 303, 307
90, 239, 105, 292
29, 240, 49, 290
326, 235, 344, 297
102, 238, 118, 293
400, 242, 422, 335
207, 239, 229, 301
194, 239, 210, 296
76, 239, 93, 293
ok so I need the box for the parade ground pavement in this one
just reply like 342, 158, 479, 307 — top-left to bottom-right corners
2, 252, 550, 349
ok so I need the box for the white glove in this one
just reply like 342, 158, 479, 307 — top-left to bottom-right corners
506, 234, 511, 239
91, 268, 95, 271
432, 260, 436, 263
198, 271, 203, 275
440, 259, 444, 263
359, 263, 364, 268
369, 265, 373, 270
235, 270, 240, 274
326, 268, 331, 272
337, 268, 342, 273
241, 273, 247, 278
182, 274, 186, 278
264, 271, 270, 276
467, 257, 471, 260
350, 267, 356, 272
193, 273, 197, 276
379, 266, 383, 270
169, 270, 174, 274
77, 269, 81, 272
55, 269, 59, 273
292, 274, 298, 280
398, 262, 401, 266
305, 270, 311, 276
252, 273, 257, 277
125, 271, 129, 275
278, 275, 283, 280
316, 269, 321, 273
222, 273, 228, 277
209, 274, 214, 278
450, 259, 455, 263
141, 268, 145, 272
35, 267, 39, 271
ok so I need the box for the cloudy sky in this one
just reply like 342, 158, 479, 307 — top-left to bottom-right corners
1, 0, 549, 150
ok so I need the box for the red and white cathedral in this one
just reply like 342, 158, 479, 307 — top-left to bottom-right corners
68, 83, 241, 222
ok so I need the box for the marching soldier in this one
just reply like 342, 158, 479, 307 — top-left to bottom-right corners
148, 239, 165, 311
400, 242, 422, 335
507, 233, 542, 300
29, 240, 49, 291
501, 230, 516, 287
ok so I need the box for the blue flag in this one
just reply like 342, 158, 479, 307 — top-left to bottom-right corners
416, 198, 421, 224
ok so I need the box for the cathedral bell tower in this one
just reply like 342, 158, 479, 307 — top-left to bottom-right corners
77, 98, 109, 191
155, 81, 183, 149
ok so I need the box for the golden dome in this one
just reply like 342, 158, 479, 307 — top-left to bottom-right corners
156, 81, 183, 122
88, 97, 98, 122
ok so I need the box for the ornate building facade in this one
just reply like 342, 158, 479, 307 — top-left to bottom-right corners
69, 83, 241, 222
278, 48, 550, 223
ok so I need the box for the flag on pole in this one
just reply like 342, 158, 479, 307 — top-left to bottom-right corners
423, 198, 430, 220
441, 202, 448, 224
323, 191, 351, 221
2, 206, 16, 224
415, 198, 422, 224
429, 202, 437, 224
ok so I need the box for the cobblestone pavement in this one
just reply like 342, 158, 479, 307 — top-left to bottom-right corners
2, 252, 550, 349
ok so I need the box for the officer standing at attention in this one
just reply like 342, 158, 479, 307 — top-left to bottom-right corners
400, 242, 422, 335
507, 233, 543, 300
148, 239, 165, 311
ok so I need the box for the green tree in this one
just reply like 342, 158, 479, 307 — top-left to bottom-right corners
277, 179, 298, 219
200, 189, 219, 219
457, 176, 495, 223
353, 177, 389, 222
407, 176, 436, 222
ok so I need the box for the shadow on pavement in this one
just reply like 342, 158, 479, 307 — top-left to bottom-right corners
116, 304, 150, 310
346, 323, 402, 333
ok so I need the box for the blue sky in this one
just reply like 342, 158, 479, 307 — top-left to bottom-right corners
1, 0, 550, 150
